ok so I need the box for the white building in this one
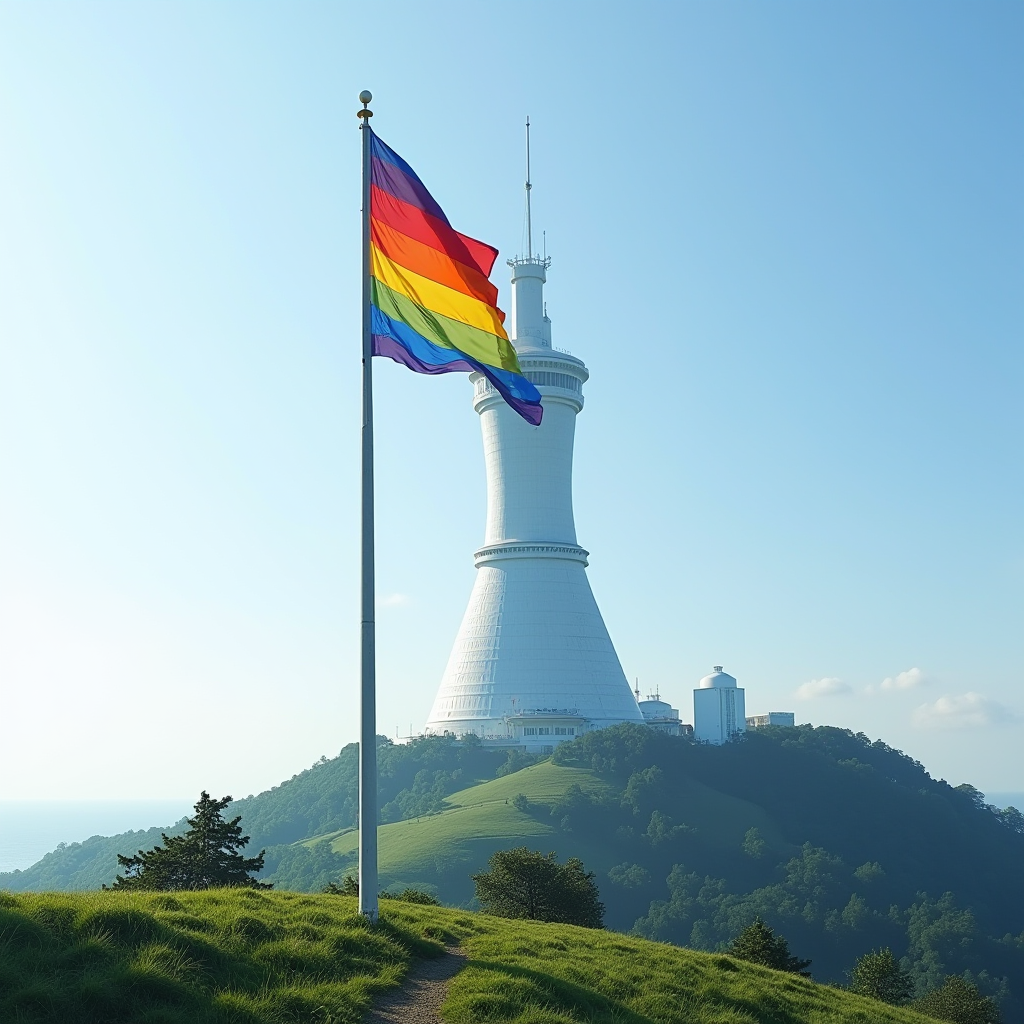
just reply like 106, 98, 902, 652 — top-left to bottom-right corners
746, 712, 795, 729
693, 666, 746, 745
424, 243, 644, 749
636, 688, 687, 736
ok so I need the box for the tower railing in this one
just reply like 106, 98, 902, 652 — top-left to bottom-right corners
507, 255, 552, 269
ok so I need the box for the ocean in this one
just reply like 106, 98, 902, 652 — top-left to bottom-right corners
0, 800, 193, 874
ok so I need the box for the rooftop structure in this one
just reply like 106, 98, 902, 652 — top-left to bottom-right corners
636, 684, 686, 736
746, 712, 796, 729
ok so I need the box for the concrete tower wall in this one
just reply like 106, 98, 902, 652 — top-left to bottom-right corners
424, 254, 643, 743
482, 392, 578, 546
428, 557, 639, 735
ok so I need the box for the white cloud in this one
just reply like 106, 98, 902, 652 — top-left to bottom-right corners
881, 667, 927, 692
377, 593, 412, 609
796, 677, 851, 700
912, 692, 1017, 731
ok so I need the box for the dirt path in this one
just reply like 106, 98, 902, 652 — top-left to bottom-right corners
365, 948, 467, 1023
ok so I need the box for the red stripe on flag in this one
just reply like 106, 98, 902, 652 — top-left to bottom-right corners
371, 219, 500, 309
371, 184, 498, 279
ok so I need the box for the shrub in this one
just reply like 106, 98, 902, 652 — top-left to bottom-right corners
726, 917, 811, 976
914, 976, 1002, 1024
323, 875, 360, 896
472, 847, 604, 928
380, 889, 440, 906
849, 947, 913, 1004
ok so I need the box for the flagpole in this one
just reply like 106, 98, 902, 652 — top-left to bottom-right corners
356, 88, 378, 921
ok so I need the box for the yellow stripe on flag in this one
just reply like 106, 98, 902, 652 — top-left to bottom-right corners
371, 246, 508, 339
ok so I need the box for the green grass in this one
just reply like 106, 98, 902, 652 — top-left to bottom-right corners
1, 889, 940, 1024
304, 759, 788, 899
0, 887, 441, 1023
382, 903, 938, 1024
306, 763, 608, 882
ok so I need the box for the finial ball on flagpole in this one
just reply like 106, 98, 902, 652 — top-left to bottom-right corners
359, 90, 372, 104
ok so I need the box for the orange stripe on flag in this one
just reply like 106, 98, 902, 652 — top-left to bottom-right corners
371, 218, 499, 308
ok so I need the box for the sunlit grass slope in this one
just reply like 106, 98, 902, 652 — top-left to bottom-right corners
310, 759, 784, 897
423, 908, 940, 1024
309, 763, 607, 877
1, 889, 938, 1024
0, 887, 439, 1024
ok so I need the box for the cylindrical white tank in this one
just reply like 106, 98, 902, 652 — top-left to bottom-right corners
693, 666, 747, 744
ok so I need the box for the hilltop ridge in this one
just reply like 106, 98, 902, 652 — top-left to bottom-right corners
0, 888, 944, 1024
3, 724, 1021, 1018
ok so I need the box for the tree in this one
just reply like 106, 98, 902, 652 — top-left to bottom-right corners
382, 888, 440, 905
323, 874, 359, 896
994, 805, 1024, 836
914, 976, 1002, 1024
472, 847, 604, 928
727, 917, 812, 976
323, 875, 439, 904
109, 791, 269, 891
849, 947, 914, 1004
742, 827, 766, 859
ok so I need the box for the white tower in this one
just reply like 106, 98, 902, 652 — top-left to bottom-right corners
693, 666, 747, 745
424, 126, 643, 748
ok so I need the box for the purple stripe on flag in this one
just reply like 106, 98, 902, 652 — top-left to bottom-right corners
372, 334, 543, 426
370, 156, 447, 223
372, 333, 475, 376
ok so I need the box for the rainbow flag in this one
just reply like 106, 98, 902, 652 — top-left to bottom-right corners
369, 130, 543, 425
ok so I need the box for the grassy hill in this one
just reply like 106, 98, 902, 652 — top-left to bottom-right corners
0, 887, 942, 1024
316, 763, 610, 884
316, 759, 789, 904
307, 728, 1023, 1020
0, 736, 518, 893
3, 725, 1021, 1017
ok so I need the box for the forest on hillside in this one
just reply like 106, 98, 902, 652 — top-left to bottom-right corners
3, 725, 1021, 1019
546, 726, 1024, 1020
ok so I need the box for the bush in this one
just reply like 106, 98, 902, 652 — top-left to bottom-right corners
914, 976, 1002, 1024
380, 889, 440, 906
849, 947, 913, 1004
322, 877, 439, 905
726, 917, 811, 976
472, 847, 604, 928
323, 876, 360, 896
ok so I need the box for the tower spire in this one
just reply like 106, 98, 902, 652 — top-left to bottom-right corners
424, 119, 643, 748
525, 116, 533, 259
510, 118, 550, 271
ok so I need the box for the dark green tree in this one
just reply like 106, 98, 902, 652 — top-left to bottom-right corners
323, 874, 360, 896
742, 826, 766, 859
914, 976, 1002, 1024
726, 917, 812, 976
472, 847, 604, 928
109, 792, 269, 891
381, 888, 440, 905
323, 875, 439, 904
849, 947, 914, 1004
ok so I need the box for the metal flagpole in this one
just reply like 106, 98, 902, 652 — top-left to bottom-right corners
356, 88, 378, 921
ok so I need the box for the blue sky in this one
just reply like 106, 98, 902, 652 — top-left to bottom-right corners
0, 1, 1020, 800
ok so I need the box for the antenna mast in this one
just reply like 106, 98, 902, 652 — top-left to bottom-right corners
525, 116, 533, 259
